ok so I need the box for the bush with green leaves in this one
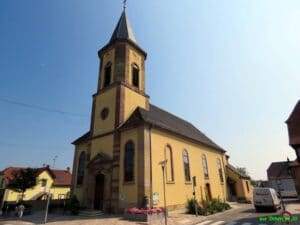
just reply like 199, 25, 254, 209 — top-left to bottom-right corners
186, 198, 231, 215
204, 198, 231, 215
186, 198, 202, 214
66, 195, 80, 215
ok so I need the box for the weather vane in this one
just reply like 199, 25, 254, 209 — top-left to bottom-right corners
123, 0, 127, 10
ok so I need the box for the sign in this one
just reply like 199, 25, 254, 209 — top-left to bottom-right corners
153, 192, 159, 205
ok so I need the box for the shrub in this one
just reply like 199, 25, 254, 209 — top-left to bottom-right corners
66, 195, 80, 215
203, 198, 231, 215
186, 198, 203, 215
186, 198, 231, 216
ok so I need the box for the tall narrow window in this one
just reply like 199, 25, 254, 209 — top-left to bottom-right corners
103, 62, 112, 88
183, 150, 191, 182
165, 145, 174, 182
246, 180, 250, 192
202, 155, 209, 179
217, 158, 224, 183
124, 141, 135, 182
132, 64, 139, 88
77, 151, 86, 185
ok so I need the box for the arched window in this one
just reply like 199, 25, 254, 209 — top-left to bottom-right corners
182, 150, 191, 182
165, 145, 174, 182
217, 158, 224, 183
202, 155, 209, 179
132, 64, 139, 88
103, 62, 112, 88
77, 151, 86, 185
124, 141, 135, 182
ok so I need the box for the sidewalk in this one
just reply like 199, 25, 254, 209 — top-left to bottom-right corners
167, 202, 243, 225
0, 203, 245, 225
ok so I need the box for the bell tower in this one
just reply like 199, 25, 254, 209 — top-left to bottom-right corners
91, 9, 149, 137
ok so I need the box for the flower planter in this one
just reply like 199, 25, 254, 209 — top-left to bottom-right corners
124, 207, 165, 223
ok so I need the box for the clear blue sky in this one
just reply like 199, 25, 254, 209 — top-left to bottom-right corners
1, 0, 299, 180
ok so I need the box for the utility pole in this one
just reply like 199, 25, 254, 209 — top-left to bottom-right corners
44, 156, 58, 224
159, 160, 168, 225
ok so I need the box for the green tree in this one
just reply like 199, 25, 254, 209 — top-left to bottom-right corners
236, 167, 249, 177
7, 168, 38, 201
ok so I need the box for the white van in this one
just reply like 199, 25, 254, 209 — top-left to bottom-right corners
253, 188, 281, 212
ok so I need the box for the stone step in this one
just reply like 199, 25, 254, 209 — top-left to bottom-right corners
78, 210, 104, 217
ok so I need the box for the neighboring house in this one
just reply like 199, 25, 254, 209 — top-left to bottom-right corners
71, 8, 248, 213
267, 161, 297, 198
255, 180, 269, 188
225, 156, 253, 203
0, 172, 4, 206
1, 167, 71, 205
286, 100, 300, 197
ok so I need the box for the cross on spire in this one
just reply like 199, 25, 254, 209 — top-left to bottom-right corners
123, 0, 127, 10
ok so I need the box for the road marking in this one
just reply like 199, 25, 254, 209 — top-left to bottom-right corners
210, 221, 225, 225
196, 221, 212, 225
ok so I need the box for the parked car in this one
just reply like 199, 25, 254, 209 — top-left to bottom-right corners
253, 188, 281, 212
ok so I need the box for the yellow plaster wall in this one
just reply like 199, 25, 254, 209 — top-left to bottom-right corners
226, 168, 240, 182
100, 48, 115, 88
93, 88, 116, 136
90, 134, 114, 159
226, 167, 253, 202
151, 129, 226, 208
119, 129, 139, 208
123, 87, 147, 121
3, 171, 70, 202
236, 179, 253, 201
51, 187, 71, 199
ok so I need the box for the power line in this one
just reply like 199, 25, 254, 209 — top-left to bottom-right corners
0, 141, 72, 151
0, 97, 89, 118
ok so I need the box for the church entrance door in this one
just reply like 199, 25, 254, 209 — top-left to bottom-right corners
94, 174, 105, 210
205, 183, 212, 201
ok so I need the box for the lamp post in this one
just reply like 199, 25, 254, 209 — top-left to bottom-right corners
44, 156, 58, 224
159, 160, 168, 225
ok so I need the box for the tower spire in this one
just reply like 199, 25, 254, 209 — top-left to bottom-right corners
123, 0, 127, 10
109, 8, 137, 44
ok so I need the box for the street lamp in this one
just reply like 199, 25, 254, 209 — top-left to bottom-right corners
159, 160, 168, 225
44, 155, 58, 224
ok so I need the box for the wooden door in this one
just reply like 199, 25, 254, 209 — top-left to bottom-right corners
94, 174, 105, 210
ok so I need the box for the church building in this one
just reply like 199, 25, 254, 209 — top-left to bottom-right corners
71, 8, 230, 212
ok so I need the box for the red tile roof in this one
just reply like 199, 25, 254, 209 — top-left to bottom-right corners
51, 169, 72, 186
1, 167, 72, 187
